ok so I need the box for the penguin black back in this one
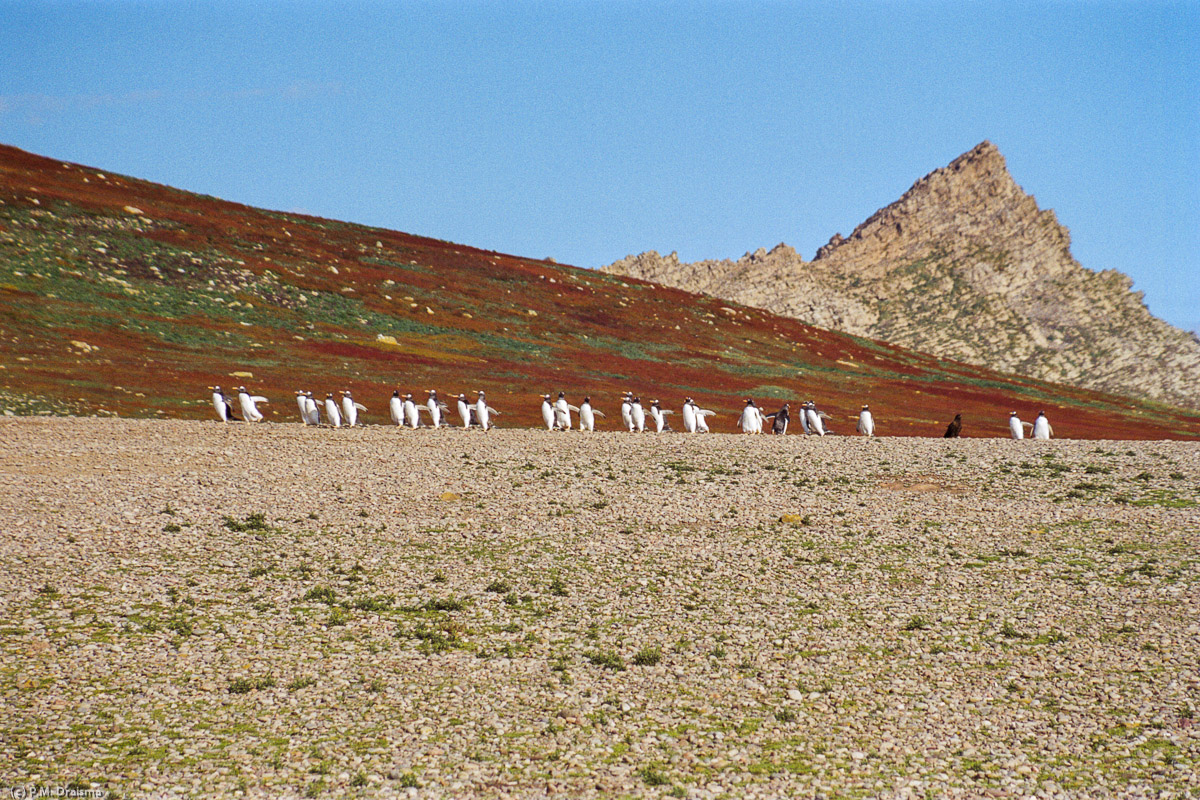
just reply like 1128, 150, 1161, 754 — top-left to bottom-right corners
771, 404, 790, 435
943, 413, 962, 438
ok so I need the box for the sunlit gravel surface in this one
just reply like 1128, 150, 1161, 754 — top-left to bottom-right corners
2, 418, 1198, 799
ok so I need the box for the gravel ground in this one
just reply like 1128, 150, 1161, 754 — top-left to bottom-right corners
1, 417, 1198, 799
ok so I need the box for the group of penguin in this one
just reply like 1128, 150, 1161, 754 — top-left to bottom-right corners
210, 384, 1054, 440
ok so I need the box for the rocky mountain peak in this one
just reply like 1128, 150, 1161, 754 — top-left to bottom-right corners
604, 142, 1200, 409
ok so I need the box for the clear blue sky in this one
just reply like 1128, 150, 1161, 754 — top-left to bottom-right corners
2, 1, 1197, 331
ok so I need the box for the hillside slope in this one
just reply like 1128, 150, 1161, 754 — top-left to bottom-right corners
604, 142, 1200, 410
2, 143, 1199, 438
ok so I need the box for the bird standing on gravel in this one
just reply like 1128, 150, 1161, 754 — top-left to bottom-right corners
423, 390, 447, 428
455, 393, 472, 428
943, 413, 962, 438
541, 394, 556, 430
295, 391, 310, 424
765, 403, 790, 435
341, 391, 366, 427
554, 392, 579, 431
804, 402, 827, 436
631, 397, 647, 432
324, 393, 341, 428
1033, 411, 1053, 440
1008, 411, 1030, 440
475, 391, 497, 432
209, 386, 238, 422
620, 392, 634, 432
648, 400, 672, 433
402, 393, 419, 429
738, 399, 763, 434
237, 386, 267, 423
857, 405, 874, 437
390, 391, 405, 426
579, 396, 604, 431
303, 392, 320, 426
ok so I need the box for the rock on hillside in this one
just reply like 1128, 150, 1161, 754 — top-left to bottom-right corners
604, 142, 1200, 409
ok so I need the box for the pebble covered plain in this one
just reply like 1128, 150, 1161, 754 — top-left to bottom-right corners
2, 418, 1198, 799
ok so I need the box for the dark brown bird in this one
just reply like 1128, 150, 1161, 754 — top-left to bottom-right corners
943, 413, 962, 438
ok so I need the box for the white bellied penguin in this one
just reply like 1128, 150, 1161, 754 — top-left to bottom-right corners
857, 405, 875, 437
209, 386, 238, 422
324, 393, 342, 428
620, 392, 634, 432
554, 392, 579, 431
738, 398, 763, 434
695, 404, 715, 433
389, 390, 404, 426
682, 397, 698, 433
631, 396, 646, 432
423, 390, 447, 428
540, 394, 556, 430
455, 393, 471, 428
804, 401, 827, 436
1033, 411, 1053, 440
295, 391, 309, 424
579, 396, 604, 431
402, 393, 419, 429
475, 391, 496, 432
1008, 411, 1026, 440
341, 391, 366, 427
237, 386, 267, 423
649, 400, 673, 433
303, 391, 320, 426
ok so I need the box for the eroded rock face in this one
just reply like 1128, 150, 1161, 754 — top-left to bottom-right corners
603, 141, 1200, 409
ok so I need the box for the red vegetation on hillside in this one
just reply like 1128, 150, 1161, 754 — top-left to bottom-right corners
1, 143, 1198, 439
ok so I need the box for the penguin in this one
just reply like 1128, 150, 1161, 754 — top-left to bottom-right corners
857, 405, 875, 437
943, 413, 962, 438
765, 403, 790, 435
303, 391, 320, 426
554, 392, 580, 431
209, 386, 238, 422
805, 402, 826, 436
237, 386, 267, 423
649, 399, 673, 433
476, 391, 496, 432
682, 397, 698, 434
456, 393, 471, 428
324, 392, 342, 428
341, 391, 367, 427
797, 402, 811, 435
389, 390, 404, 426
695, 405, 716, 433
1033, 411, 1053, 440
738, 399, 762, 434
620, 392, 634, 432
541, 394, 556, 431
295, 391, 309, 424
424, 390, 446, 428
579, 396, 605, 432
402, 393, 419, 429
631, 396, 646, 432
1008, 411, 1025, 440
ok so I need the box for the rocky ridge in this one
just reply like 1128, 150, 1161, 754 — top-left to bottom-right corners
603, 142, 1200, 409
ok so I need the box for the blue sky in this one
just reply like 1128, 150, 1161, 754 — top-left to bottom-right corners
2, 0, 1197, 332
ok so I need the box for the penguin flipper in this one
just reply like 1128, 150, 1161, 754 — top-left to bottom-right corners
250, 396, 269, 404
567, 405, 580, 413
487, 406, 500, 414
659, 410, 672, 415
593, 410, 606, 417
354, 402, 368, 411
1022, 421, 1034, 429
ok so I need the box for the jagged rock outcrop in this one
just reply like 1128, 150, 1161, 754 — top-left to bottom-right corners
604, 141, 1200, 409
